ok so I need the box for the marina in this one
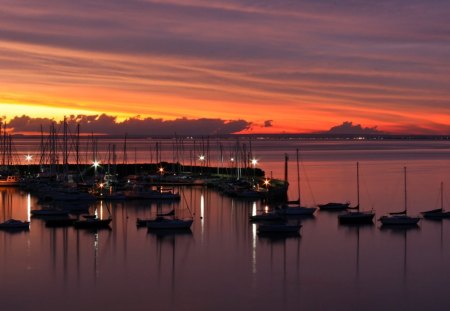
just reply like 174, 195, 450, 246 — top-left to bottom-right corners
3, 0, 450, 309
1, 138, 450, 310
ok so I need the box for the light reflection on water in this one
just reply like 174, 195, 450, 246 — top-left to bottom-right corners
1, 140, 450, 310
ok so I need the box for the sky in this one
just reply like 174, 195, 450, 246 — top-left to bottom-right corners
1, 0, 450, 134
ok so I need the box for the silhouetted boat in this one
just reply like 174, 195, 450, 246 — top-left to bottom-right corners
137, 209, 175, 227
421, 182, 450, 219
146, 188, 194, 230
379, 167, 420, 226
338, 162, 375, 224
0, 219, 30, 229
277, 149, 316, 216
318, 202, 350, 211
73, 216, 112, 229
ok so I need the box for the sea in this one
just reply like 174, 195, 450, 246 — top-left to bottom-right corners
1, 138, 450, 310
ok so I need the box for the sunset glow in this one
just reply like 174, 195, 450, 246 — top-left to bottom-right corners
1, 0, 450, 134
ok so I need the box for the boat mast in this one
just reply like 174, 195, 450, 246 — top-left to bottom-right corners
296, 148, 301, 205
356, 162, 360, 210
441, 181, 444, 210
404, 166, 407, 214
284, 153, 288, 186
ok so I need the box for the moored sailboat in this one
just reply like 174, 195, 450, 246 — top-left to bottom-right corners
0, 219, 30, 230
379, 167, 420, 226
277, 149, 316, 216
73, 214, 112, 229
338, 162, 375, 224
146, 189, 193, 230
421, 182, 450, 219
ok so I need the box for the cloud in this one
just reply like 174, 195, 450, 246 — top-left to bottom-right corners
322, 121, 384, 135
3, 114, 251, 136
263, 120, 273, 127
1, 0, 450, 134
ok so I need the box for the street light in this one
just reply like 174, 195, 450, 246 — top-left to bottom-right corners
199, 155, 205, 174
93, 160, 100, 179
251, 158, 258, 180
251, 158, 258, 167
25, 154, 32, 176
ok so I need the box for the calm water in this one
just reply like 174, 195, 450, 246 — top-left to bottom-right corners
2, 139, 450, 310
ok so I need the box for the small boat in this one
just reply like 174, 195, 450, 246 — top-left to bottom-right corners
146, 188, 194, 230
146, 217, 193, 230
73, 216, 112, 229
277, 149, 317, 216
277, 204, 316, 216
379, 214, 420, 226
257, 223, 301, 234
339, 162, 375, 224
0, 176, 21, 187
318, 202, 350, 211
379, 167, 420, 226
0, 219, 30, 229
421, 182, 450, 219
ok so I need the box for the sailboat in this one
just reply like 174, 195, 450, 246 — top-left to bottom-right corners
379, 167, 420, 226
338, 162, 375, 224
421, 182, 450, 219
146, 189, 193, 230
277, 148, 316, 216
73, 202, 112, 229
0, 219, 30, 230
317, 201, 350, 210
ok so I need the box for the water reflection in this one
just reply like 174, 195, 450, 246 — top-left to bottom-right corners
148, 228, 194, 307
1, 140, 450, 310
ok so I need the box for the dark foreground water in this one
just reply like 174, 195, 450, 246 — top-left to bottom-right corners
2, 139, 450, 310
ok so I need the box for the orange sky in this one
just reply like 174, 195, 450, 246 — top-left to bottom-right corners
1, 1, 450, 134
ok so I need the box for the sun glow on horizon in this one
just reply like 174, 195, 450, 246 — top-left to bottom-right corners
0, 103, 105, 121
